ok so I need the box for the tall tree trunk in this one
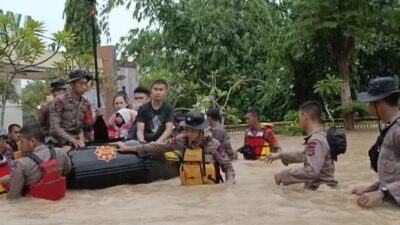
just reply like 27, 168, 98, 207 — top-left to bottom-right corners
337, 36, 355, 130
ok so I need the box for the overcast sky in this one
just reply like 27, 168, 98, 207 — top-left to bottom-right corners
1, 0, 140, 45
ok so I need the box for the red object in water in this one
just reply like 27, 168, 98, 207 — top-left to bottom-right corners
0, 163, 10, 190
27, 159, 66, 201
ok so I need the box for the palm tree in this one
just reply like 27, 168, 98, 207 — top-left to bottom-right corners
313, 75, 343, 122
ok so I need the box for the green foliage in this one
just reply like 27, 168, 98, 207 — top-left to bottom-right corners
274, 110, 302, 136
0, 79, 19, 105
63, 0, 101, 54
0, 14, 73, 127
21, 81, 48, 124
100, 0, 400, 125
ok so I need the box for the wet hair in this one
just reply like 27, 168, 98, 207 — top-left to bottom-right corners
8, 124, 21, 134
300, 101, 322, 122
246, 108, 260, 121
382, 93, 399, 106
20, 123, 45, 143
152, 79, 168, 90
113, 91, 128, 104
134, 86, 151, 97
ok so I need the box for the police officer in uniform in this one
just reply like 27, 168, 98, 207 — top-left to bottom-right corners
37, 78, 68, 140
267, 101, 337, 190
352, 77, 400, 208
7, 124, 71, 199
116, 111, 235, 185
49, 70, 100, 148
206, 108, 235, 160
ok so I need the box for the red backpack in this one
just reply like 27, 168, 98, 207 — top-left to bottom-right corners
26, 147, 66, 201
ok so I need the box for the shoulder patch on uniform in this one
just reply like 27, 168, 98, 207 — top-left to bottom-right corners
307, 141, 317, 156
54, 98, 64, 111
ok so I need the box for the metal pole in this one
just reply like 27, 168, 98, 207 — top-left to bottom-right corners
89, 0, 101, 108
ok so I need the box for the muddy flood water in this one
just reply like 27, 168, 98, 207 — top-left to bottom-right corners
2, 129, 399, 225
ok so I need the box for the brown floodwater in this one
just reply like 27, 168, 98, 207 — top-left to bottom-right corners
2, 129, 399, 225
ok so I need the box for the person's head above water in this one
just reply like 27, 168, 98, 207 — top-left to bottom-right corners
246, 108, 260, 129
179, 111, 209, 142
19, 123, 45, 154
357, 76, 400, 122
299, 100, 322, 133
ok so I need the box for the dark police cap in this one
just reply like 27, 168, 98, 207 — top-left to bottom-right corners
357, 77, 400, 103
50, 78, 68, 90
66, 70, 93, 84
206, 107, 220, 117
179, 111, 209, 130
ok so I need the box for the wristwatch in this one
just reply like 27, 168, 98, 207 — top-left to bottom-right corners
380, 186, 390, 198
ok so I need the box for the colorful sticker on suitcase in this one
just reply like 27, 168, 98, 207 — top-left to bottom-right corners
95, 146, 117, 162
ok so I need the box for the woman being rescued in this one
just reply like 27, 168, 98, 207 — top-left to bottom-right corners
115, 111, 235, 185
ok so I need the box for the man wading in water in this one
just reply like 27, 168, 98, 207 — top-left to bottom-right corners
353, 77, 400, 208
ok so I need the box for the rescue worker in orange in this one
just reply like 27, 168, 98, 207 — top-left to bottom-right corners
49, 70, 102, 147
238, 108, 281, 160
7, 123, 71, 200
353, 76, 400, 208
37, 78, 68, 140
267, 101, 337, 190
115, 111, 235, 185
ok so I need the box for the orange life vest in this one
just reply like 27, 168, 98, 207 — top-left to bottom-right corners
179, 147, 218, 186
26, 147, 66, 201
244, 127, 272, 160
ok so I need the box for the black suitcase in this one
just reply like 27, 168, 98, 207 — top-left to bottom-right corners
67, 145, 180, 189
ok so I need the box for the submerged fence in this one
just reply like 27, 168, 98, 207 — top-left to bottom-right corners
225, 117, 380, 134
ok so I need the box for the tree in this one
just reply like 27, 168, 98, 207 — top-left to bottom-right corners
63, 0, 101, 54
268, 0, 400, 129
21, 80, 48, 124
313, 74, 343, 122
0, 14, 73, 127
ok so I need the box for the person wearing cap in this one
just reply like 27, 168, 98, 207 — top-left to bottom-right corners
206, 108, 235, 160
38, 78, 68, 140
115, 111, 235, 185
352, 76, 400, 208
267, 101, 337, 190
49, 70, 102, 148
6, 123, 71, 200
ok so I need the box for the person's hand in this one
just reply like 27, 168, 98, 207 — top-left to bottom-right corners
274, 173, 283, 185
266, 153, 281, 164
351, 185, 375, 196
62, 145, 73, 154
70, 139, 85, 148
357, 190, 384, 208
95, 108, 105, 117
114, 142, 134, 152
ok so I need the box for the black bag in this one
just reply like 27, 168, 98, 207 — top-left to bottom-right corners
368, 118, 400, 173
326, 126, 347, 161
238, 145, 257, 160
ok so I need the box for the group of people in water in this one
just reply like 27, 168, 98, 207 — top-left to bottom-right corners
0, 70, 399, 209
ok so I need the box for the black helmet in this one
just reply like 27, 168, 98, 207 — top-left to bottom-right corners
50, 78, 68, 90
179, 111, 209, 130
66, 70, 93, 84
357, 76, 400, 102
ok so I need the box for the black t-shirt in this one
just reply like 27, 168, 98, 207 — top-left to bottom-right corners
136, 101, 174, 142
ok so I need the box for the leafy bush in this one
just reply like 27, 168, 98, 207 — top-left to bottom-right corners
274, 110, 303, 136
